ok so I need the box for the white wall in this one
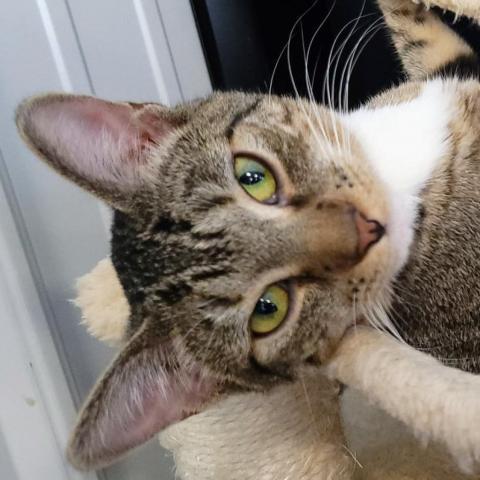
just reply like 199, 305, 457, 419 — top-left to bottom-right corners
0, 1, 211, 479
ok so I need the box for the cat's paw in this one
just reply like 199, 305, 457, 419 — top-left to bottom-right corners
73, 258, 129, 345
376, 0, 430, 24
410, 0, 480, 20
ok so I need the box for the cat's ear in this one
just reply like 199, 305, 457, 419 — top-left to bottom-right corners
68, 326, 216, 471
16, 94, 186, 211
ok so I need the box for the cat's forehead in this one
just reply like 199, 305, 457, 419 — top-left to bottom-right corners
197, 92, 329, 142
169, 93, 335, 196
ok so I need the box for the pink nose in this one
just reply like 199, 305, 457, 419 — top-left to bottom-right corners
354, 211, 385, 256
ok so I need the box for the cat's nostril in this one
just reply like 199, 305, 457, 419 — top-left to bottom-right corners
354, 211, 385, 256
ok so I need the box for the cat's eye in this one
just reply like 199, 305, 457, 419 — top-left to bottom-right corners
234, 156, 277, 203
250, 284, 289, 335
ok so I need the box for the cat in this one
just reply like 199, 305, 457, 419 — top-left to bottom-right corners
15, 0, 480, 471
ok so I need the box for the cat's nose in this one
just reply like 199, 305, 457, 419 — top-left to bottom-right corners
354, 210, 385, 257
301, 201, 385, 273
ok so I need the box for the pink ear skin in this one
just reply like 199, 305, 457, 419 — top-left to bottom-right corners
68, 326, 217, 471
15, 94, 184, 211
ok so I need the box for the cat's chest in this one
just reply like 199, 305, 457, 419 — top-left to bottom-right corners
342, 80, 456, 273
343, 79, 455, 200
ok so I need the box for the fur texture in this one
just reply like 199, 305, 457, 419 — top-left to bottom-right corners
74, 258, 129, 345
327, 327, 480, 474
77, 259, 480, 479
15, 0, 480, 473
378, 0, 475, 78
417, 0, 480, 21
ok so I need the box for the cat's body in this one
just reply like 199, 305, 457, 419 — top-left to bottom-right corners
391, 82, 480, 373
375, 0, 480, 373
359, 78, 480, 373
14, 0, 480, 472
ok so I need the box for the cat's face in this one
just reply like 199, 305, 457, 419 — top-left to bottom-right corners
111, 91, 397, 387
16, 91, 405, 469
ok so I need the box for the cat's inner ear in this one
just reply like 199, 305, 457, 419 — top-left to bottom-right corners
16, 94, 185, 209
68, 327, 216, 471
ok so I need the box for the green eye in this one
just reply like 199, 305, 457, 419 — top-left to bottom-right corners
234, 156, 277, 203
250, 284, 289, 335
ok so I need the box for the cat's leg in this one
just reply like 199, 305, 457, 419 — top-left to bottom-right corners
74, 258, 129, 345
419, 0, 480, 22
326, 326, 480, 474
377, 0, 476, 80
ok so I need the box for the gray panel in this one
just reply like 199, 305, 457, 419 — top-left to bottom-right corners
0, 430, 18, 480
0, 0, 112, 407
66, 0, 181, 103
155, 0, 212, 100
0, 0, 210, 478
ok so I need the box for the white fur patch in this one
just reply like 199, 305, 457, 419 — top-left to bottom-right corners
344, 80, 454, 273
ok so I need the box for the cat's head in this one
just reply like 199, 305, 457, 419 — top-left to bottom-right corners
16, 92, 406, 469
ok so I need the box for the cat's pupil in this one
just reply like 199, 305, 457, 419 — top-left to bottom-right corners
240, 171, 264, 185
255, 297, 278, 315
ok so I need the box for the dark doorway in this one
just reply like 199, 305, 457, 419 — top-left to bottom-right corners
191, 0, 480, 109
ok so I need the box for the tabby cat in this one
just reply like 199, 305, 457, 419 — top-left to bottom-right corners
15, 0, 480, 470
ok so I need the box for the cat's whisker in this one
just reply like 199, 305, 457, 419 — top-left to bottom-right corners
287, 29, 334, 160
305, 0, 337, 102
339, 17, 383, 116
345, 21, 384, 110
340, 19, 384, 154
268, 43, 289, 107
303, 1, 337, 145
299, 372, 322, 441
285, 0, 318, 102
382, 292, 409, 339
363, 302, 383, 333
363, 295, 404, 343
310, 51, 323, 98
268, 0, 319, 106
335, 18, 383, 155
330, 4, 368, 115
323, 5, 370, 152
342, 443, 364, 469
283, 15, 322, 152
280, 11, 331, 159
299, 27, 336, 160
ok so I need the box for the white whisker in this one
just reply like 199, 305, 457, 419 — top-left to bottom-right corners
340, 19, 384, 153
268, 0, 319, 104
323, 5, 371, 150
363, 295, 404, 343
300, 25, 333, 158
303, 1, 337, 145
340, 19, 384, 114
342, 444, 364, 469
299, 373, 322, 441
285, 10, 335, 160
